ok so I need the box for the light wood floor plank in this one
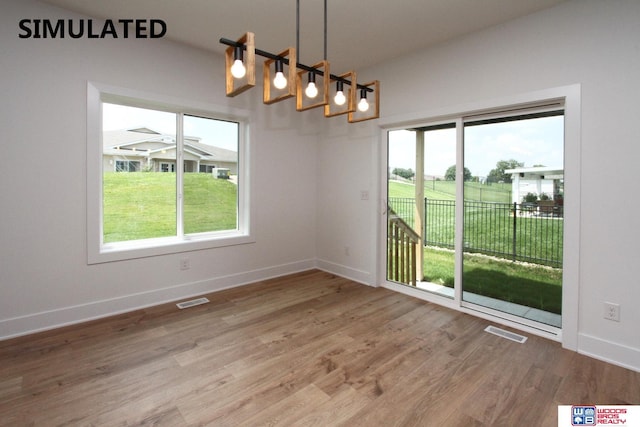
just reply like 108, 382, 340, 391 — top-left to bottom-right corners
0, 270, 638, 426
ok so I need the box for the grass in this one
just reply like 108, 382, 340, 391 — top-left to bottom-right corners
389, 180, 563, 267
389, 180, 455, 200
463, 182, 512, 203
388, 180, 512, 203
103, 172, 237, 243
388, 179, 563, 314
422, 247, 562, 314
464, 202, 563, 267
104, 173, 562, 314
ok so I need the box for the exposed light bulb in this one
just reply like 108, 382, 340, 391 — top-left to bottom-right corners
333, 81, 346, 106
273, 60, 287, 89
358, 97, 369, 112
305, 82, 318, 98
273, 71, 287, 89
357, 88, 370, 112
231, 46, 246, 79
230, 59, 246, 78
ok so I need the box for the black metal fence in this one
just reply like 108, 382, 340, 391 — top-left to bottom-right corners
388, 198, 563, 268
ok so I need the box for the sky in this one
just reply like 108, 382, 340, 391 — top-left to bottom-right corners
388, 115, 564, 178
104, 103, 563, 175
102, 103, 239, 151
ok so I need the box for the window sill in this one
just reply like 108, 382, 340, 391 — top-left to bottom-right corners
88, 232, 255, 264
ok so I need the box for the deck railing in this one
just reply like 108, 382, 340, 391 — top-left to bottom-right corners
388, 198, 563, 268
387, 209, 421, 286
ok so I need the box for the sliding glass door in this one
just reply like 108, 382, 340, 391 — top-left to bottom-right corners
462, 111, 564, 327
386, 107, 564, 330
387, 125, 457, 296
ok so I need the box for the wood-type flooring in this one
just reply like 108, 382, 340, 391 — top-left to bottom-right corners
1, 270, 638, 426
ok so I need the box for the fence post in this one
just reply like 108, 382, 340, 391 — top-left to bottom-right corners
512, 202, 517, 262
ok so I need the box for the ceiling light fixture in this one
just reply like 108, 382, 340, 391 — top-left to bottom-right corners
223, 32, 255, 97
220, 0, 379, 123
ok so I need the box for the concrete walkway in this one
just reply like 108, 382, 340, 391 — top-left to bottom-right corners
417, 282, 562, 328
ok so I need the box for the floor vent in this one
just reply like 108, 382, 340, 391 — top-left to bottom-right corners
176, 297, 210, 310
484, 325, 528, 343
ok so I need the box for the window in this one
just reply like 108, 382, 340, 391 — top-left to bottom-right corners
199, 165, 216, 173
161, 163, 175, 173
87, 83, 252, 263
115, 160, 140, 172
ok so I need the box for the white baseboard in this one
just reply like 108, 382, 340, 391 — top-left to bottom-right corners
315, 258, 373, 286
5, 260, 638, 375
578, 333, 640, 373
0, 259, 316, 341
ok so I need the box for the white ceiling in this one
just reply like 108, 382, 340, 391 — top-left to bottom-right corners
42, 0, 566, 72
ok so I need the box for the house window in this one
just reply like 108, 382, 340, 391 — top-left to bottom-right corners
87, 83, 253, 263
161, 163, 175, 172
115, 160, 140, 172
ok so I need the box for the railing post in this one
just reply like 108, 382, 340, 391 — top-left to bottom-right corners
512, 202, 517, 262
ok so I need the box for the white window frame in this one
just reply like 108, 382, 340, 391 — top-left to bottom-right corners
378, 84, 581, 350
87, 82, 254, 264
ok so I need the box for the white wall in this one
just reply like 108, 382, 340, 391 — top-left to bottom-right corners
2, 0, 638, 373
315, 119, 380, 285
316, 0, 640, 370
0, 0, 319, 337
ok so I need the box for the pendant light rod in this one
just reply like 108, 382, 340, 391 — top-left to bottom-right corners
219, 37, 373, 92
296, 0, 300, 58
324, 0, 327, 61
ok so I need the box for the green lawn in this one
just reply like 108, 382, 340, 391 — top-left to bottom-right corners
464, 202, 563, 267
388, 179, 563, 314
463, 181, 512, 203
103, 172, 237, 243
389, 180, 563, 267
389, 179, 512, 203
422, 247, 562, 314
389, 180, 456, 200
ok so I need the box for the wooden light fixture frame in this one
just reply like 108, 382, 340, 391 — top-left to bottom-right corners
263, 48, 297, 105
295, 60, 330, 111
224, 32, 255, 97
348, 80, 380, 123
324, 71, 357, 117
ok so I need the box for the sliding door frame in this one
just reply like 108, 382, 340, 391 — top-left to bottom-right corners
378, 85, 581, 350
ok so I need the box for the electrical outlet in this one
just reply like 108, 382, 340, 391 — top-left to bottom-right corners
603, 302, 620, 322
180, 258, 191, 270
344, 246, 350, 256
360, 190, 369, 201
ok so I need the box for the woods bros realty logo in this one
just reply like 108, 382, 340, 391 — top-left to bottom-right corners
18, 19, 167, 39
558, 405, 640, 426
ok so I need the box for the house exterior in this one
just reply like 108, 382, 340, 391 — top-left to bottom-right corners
505, 166, 563, 204
102, 127, 237, 174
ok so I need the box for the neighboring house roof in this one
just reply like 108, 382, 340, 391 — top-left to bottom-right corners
103, 128, 237, 163
505, 166, 563, 179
